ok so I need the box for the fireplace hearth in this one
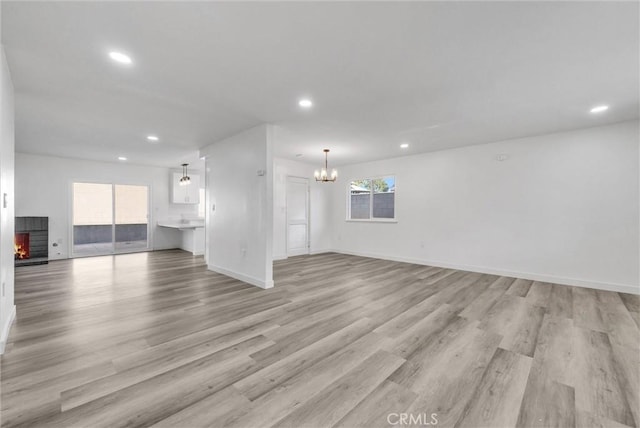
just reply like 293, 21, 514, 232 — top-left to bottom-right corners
15, 217, 48, 267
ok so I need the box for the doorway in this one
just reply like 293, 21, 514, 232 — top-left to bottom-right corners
72, 182, 150, 257
286, 176, 309, 257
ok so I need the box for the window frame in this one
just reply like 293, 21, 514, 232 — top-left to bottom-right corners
346, 175, 397, 223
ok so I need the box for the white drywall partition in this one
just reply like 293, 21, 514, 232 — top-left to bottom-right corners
200, 124, 274, 288
0, 45, 16, 353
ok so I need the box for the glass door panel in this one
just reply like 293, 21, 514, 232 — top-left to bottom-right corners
114, 185, 149, 252
72, 183, 114, 256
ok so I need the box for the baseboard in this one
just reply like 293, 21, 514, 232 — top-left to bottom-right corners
310, 249, 332, 256
153, 246, 181, 251
330, 249, 640, 295
0, 305, 16, 355
274, 250, 330, 260
207, 264, 274, 289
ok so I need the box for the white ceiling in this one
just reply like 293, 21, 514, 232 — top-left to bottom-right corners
2, 1, 638, 168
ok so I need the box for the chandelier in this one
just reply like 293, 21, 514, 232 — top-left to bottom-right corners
179, 163, 191, 186
314, 149, 337, 182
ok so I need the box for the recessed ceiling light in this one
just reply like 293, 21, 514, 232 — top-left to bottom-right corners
147, 135, 159, 142
590, 105, 609, 113
109, 51, 132, 65
298, 99, 313, 108
118, 156, 127, 161
400, 143, 409, 149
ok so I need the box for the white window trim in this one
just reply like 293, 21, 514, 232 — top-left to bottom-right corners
346, 175, 396, 222
346, 219, 398, 223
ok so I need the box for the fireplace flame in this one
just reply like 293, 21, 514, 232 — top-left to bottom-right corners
14, 233, 30, 260
15, 243, 28, 260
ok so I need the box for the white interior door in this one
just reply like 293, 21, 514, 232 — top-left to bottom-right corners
286, 176, 309, 257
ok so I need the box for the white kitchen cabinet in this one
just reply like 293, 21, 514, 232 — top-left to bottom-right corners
171, 172, 200, 204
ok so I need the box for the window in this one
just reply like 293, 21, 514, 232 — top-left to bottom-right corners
348, 176, 395, 220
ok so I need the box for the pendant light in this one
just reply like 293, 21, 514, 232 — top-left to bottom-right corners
179, 163, 191, 186
314, 149, 337, 182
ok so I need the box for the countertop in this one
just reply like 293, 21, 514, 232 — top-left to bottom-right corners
157, 220, 205, 230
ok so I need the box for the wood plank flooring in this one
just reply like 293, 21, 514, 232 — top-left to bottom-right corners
1, 250, 638, 427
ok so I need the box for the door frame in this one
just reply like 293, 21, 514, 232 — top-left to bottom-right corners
69, 180, 153, 258
285, 175, 310, 257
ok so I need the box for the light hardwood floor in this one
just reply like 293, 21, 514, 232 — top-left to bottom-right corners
1, 250, 638, 427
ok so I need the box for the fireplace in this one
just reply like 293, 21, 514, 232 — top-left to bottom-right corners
14, 233, 30, 260
15, 217, 48, 267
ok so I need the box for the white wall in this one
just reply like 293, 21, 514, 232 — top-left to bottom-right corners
0, 45, 16, 354
200, 124, 274, 289
15, 153, 198, 259
273, 157, 332, 259
329, 120, 640, 294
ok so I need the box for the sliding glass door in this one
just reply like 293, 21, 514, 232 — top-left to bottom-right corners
72, 182, 149, 257
115, 185, 149, 252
